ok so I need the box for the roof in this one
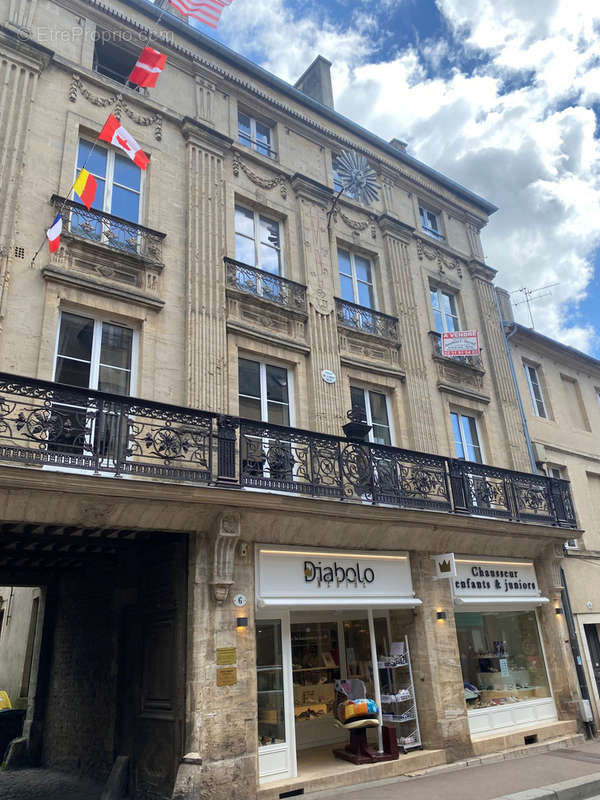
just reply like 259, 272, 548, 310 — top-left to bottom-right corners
116, 0, 498, 216
509, 322, 600, 372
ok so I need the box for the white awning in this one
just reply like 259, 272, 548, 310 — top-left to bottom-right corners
257, 597, 422, 610
454, 597, 549, 612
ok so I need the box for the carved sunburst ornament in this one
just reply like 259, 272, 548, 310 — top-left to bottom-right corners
335, 150, 380, 206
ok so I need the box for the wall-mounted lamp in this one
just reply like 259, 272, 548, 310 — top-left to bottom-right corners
236, 617, 249, 628
555, 608, 564, 616
436, 611, 447, 621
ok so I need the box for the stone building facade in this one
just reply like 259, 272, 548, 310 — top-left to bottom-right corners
506, 320, 600, 729
0, 0, 584, 798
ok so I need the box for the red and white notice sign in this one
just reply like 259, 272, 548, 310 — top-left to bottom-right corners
441, 330, 479, 357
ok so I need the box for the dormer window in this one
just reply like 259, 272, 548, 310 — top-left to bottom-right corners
419, 205, 443, 241
238, 111, 275, 158
93, 33, 137, 85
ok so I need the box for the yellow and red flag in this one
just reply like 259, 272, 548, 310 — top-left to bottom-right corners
73, 168, 97, 210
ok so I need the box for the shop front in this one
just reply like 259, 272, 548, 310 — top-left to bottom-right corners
254, 545, 422, 784
453, 556, 556, 737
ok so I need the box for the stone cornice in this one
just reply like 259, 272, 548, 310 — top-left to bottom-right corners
42, 265, 165, 310
181, 116, 232, 153
436, 381, 491, 404
0, 25, 54, 72
291, 173, 334, 207
468, 257, 497, 281
377, 213, 415, 242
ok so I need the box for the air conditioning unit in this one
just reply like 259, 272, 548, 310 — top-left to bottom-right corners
532, 442, 547, 464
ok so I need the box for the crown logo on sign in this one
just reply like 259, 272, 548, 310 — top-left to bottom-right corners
439, 559, 451, 573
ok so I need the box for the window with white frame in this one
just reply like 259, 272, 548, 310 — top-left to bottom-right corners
338, 248, 374, 309
75, 139, 142, 223
237, 111, 275, 158
350, 386, 392, 446
419, 205, 443, 240
52, 311, 136, 458
524, 363, 547, 419
451, 411, 483, 463
235, 205, 282, 275
430, 286, 460, 334
55, 311, 135, 394
238, 357, 290, 426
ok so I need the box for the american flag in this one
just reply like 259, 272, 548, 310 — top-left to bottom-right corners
168, 0, 232, 28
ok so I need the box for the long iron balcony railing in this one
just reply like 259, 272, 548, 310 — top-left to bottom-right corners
0, 373, 577, 529
335, 298, 399, 340
51, 195, 165, 265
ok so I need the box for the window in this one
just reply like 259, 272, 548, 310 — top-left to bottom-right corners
338, 248, 374, 309
451, 412, 483, 463
238, 111, 274, 158
74, 139, 142, 225
234, 206, 281, 274
238, 358, 290, 426
456, 609, 550, 710
350, 386, 392, 445
55, 311, 134, 394
93, 35, 137, 84
430, 286, 459, 334
419, 205, 443, 240
52, 311, 135, 458
549, 467, 577, 549
524, 364, 547, 418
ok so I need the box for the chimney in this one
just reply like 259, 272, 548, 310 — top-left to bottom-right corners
496, 287, 515, 323
389, 137, 408, 152
294, 55, 334, 109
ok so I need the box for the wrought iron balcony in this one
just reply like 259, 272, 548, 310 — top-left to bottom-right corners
429, 330, 484, 371
0, 372, 577, 530
51, 195, 165, 265
335, 298, 399, 341
225, 258, 307, 312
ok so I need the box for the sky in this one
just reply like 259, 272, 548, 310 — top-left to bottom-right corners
194, 0, 600, 357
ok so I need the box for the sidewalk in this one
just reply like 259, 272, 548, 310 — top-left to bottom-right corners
304, 739, 600, 800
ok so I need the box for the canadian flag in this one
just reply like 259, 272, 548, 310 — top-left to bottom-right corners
98, 114, 150, 170
128, 47, 167, 88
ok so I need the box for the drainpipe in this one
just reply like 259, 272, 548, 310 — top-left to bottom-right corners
492, 289, 537, 473
493, 288, 594, 737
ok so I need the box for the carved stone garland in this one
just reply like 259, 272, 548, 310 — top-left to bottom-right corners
416, 237, 463, 277
334, 209, 377, 239
69, 74, 163, 141
232, 152, 288, 199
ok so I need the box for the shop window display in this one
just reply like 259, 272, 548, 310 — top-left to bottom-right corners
256, 619, 286, 747
456, 610, 550, 709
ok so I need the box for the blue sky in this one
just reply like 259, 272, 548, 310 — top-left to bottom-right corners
188, 0, 600, 357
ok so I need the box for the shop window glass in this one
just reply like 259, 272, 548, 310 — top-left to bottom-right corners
456, 609, 550, 709
256, 619, 286, 747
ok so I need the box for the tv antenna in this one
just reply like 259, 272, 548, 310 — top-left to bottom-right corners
511, 283, 559, 329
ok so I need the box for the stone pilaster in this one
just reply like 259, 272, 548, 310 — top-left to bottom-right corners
406, 552, 472, 758
182, 119, 231, 413
379, 215, 438, 452
0, 30, 50, 326
535, 544, 581, 721
292, 175, 346, 435
470, 264, 531, 471
175, 514, 258, 800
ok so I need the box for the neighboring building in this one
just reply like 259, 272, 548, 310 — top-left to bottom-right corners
0, 587, 42, 710
504, 312, 600, 728
0, 0, 583, 798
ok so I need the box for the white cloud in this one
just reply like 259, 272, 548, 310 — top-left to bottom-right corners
219, 0, 600, 353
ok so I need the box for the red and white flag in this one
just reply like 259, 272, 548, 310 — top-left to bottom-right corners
168, 0, 232, 29
98, 114, 149, 170
128, 46, 167, 88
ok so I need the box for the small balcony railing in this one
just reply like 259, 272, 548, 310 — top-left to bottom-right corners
52, 195, 165, 265
429, 330, 484, 371
0, 372, 577, 530
225, 257, 307, 312
335, 298, 399, 341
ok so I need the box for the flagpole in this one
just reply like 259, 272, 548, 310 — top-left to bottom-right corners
30, 137, 103, 269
